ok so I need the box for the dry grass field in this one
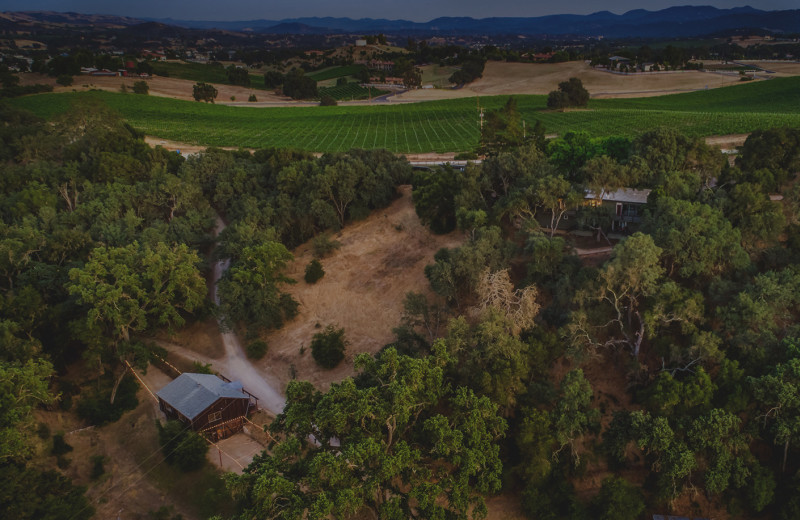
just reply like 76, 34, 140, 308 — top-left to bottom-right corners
61, 74, 288, 103
254, 185, 462, 391
395, 60, 747, 101
21, 57, 788, 109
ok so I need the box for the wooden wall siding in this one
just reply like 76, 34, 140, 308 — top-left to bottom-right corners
158, 395, 251, 439
192, 397, 250, 431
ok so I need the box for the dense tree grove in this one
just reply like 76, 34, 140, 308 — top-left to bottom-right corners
5, 93, 800, 519
228, 346, 506, 520
405, 124, 800, 518
0, 100, 412, 518
282, 68, 318, 99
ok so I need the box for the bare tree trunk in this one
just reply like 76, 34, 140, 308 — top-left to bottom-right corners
109, 365, 129, 404
783, 439, 790, 473
633, 313, 645, 359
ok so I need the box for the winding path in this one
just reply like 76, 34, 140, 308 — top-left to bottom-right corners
211, 217, 286, 416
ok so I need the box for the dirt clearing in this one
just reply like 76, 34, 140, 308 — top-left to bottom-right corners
255, 185, 462, 391
55, 74, 289, 104
751, 61, 800, 75
395, 61, 748, 102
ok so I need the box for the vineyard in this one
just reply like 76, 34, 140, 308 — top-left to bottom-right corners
308, 65, 367, 82
318, 83, 390, 101
9, 77, 800, 153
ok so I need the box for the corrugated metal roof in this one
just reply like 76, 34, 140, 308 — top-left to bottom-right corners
156, 373, 248, 420
585, 188, 651, 204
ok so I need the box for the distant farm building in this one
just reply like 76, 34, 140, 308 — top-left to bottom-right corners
368, 59, 394, 71
142, 50, 167, 61
608, 55, 632, 70
532, 52, 555, 62
156, 373, 258, 441
81, 67, 120, 76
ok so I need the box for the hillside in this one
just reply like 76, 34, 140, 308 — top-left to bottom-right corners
255, 185, 462, 391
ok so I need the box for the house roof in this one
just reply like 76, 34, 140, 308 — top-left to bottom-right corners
156, 373, 248, 420
585, 188, 651, 204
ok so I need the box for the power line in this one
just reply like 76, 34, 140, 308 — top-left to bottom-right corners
66, 370, 251, 520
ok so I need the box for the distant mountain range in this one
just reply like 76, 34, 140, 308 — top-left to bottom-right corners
146, 5, 800, 38
3, 5, 800, 38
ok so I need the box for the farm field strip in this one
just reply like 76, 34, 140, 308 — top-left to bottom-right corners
308, 65, 365, 81
8, 77, 800, 153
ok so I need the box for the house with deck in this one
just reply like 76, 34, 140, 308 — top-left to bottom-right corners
156, 373, 258, 441
585, 188, 651, 232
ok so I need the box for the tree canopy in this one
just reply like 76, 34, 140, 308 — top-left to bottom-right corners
229, 346, 506, 520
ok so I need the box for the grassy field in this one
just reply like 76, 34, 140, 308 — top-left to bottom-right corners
8, 76, 800, 153
151, 61, 268, 90
318, 83, 390, 101
308, 65, 366, 81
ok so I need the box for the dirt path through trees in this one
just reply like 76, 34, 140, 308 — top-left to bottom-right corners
211, 217, 287, 416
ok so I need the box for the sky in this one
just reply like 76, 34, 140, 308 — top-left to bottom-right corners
1, 0, 797, 22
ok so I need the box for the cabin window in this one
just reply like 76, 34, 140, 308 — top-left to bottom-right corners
208, 411, 222, 423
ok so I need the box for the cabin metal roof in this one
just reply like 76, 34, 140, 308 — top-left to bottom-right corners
156, 373, 248, 420
585, 188, 651, 204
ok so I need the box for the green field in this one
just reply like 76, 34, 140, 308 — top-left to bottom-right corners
308, 65, 366, 81
318, 83, 390, 101
8, 77, 800, 153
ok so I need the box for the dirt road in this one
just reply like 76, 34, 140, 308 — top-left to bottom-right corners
211, 218, 286, 416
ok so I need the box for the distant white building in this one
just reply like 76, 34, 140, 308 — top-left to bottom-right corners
355, 39, 367, 47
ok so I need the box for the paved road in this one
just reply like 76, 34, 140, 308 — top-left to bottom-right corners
212, 217, 287, 416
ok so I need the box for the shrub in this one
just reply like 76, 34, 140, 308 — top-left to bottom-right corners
56, 75, 73, 87
311, 233, 341, 258
304, 259, 325, 283
51, 433, 73, 456
133, 80, 149, 95
226, 65, 250, 87
157, 420, 208, 472
320, 95, 337, 106
336, 77, 348, 86
75, 373, 139, 425
192, 82, 218, 103
90, 455, 106, 480
248, 94, 257, 102
311, 325, 348, 369
591, 476, 645, 520
246, 340, 269, 360
264, 70, 283, 88
191, 361, 213, 374
36, 422, 51, 440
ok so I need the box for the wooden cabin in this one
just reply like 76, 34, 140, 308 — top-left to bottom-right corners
156, 373, 257, 441
584, 188, 651, 232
